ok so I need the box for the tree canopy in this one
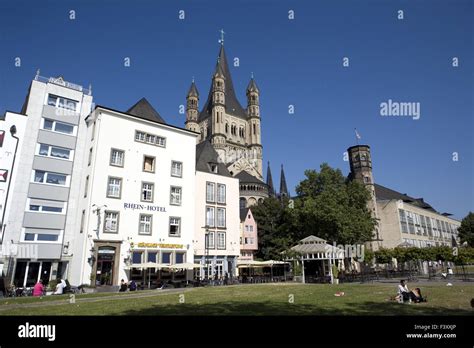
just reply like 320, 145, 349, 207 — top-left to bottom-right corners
458, 212, 474, 247
252, 163, 376, 259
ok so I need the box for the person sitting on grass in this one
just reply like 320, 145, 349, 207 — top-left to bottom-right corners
33, 280, 44, 297
119, 279, 128, 292
397, 280, 426, 303
54, 278, 66, 295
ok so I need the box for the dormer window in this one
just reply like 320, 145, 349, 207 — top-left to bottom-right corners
208, 163, 218, 174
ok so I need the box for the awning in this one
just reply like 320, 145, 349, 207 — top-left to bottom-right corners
167, 262, 202, 270
125, 262, 170, 270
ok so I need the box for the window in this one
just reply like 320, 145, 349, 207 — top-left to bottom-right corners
206, 232, 215, 249
249, 225, 253, 232
217, 184, 226, 204
139, 214, 152, 235
42, 118, 75, 135
217, 232, 226, 249
141, 182, 154, 202
47, 94, 77, 111
135, 130, 166, 147
88, 147, 93, 166
148, 252, 157, 263
171, 161, 182, 177
143, 156, 155, 172
91, 121, 96, 140
169, 217, 181, 237
206, 182, 215, 202
84, 176, 89, 197
240, 198, 247, 210
104, 211, 119, 233
132, 252, 142, 264
363, 176, 371, 183
206, 206, 215, 227
37, 144, 72, 160
33, 170, 67, 186
28, 201, 65, 214
399, 209, 408, 233
217, 208, 226, 228
162, 252, 171, 264
23, 229, 61, 242
107, 177, 122, 198
245, 225, 249, 232
170, 186, 182, 205
110, 149, 124, 167
209, 163, 218, 173
245, 237, 249, 244
175, 253, 185, 264
80, 210, 85, 233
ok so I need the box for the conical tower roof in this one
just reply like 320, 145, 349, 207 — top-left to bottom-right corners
199, 44, 247, 121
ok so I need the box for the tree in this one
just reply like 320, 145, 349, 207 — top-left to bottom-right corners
252, 196, 297, 260
294, 163, 376, 244
458, 212, 474, 247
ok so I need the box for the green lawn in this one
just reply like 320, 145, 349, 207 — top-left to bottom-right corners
1, 283, 473, 316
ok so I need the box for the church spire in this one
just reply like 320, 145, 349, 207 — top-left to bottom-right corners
280, 164, 288, 198
266, 162, 275, 197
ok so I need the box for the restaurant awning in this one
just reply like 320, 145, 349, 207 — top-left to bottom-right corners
167, 262, 202, 270
125, 262, 170, 270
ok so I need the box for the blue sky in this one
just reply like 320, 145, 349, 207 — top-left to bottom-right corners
0, 0, 472, 219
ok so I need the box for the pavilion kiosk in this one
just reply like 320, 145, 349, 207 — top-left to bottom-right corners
286, 236, 345, 284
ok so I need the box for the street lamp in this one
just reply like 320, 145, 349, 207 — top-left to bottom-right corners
1, 125, 20, 245
202, 225, 209, 280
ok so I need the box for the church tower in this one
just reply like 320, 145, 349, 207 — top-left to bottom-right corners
347, 144, 381, 250
185, 79, 200, 134
210, 53, 227, 159
186, 31, 268, 208
247, 75, 263, 177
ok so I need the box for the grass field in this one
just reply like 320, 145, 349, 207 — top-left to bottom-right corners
1, 283, 473, 316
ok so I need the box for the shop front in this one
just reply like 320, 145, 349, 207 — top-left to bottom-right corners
11, 259, 69, 287
126, 242, 189, 288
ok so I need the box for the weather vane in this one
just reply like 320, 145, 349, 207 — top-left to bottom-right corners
219, 28, 225, 45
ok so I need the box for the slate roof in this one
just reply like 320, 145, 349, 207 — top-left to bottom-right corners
240, 208, 251, 222
199, 45, 248, 122
374, 183, 436, 212
246, 78, 259, 93
266, 162, 275, 197
195, 140, 232, 177
187, 81, 199, 98
126, 98, 166, 124
235, 170, 264, 184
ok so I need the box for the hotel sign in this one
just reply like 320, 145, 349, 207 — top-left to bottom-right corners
124, 203, 166, 212
137, 242, 184, 249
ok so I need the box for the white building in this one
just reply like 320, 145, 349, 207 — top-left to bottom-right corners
0, 111, 28, 277
193, 140, 240, 279
1, 73, 93, 287
70, 98, 198, 287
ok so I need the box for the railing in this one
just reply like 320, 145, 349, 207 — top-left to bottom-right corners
34, 74, 91, 95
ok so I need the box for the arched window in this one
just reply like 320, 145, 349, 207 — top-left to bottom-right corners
240, 197, 247, 210
253, 124, 256, 135
225, 123, 229, 133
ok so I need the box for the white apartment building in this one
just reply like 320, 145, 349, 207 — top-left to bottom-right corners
1, 73, 93, 287
193, 141, 240, 279
70, 98, 198, 287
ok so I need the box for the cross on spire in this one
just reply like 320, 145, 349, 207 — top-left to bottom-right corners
218, 28, 225, 45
